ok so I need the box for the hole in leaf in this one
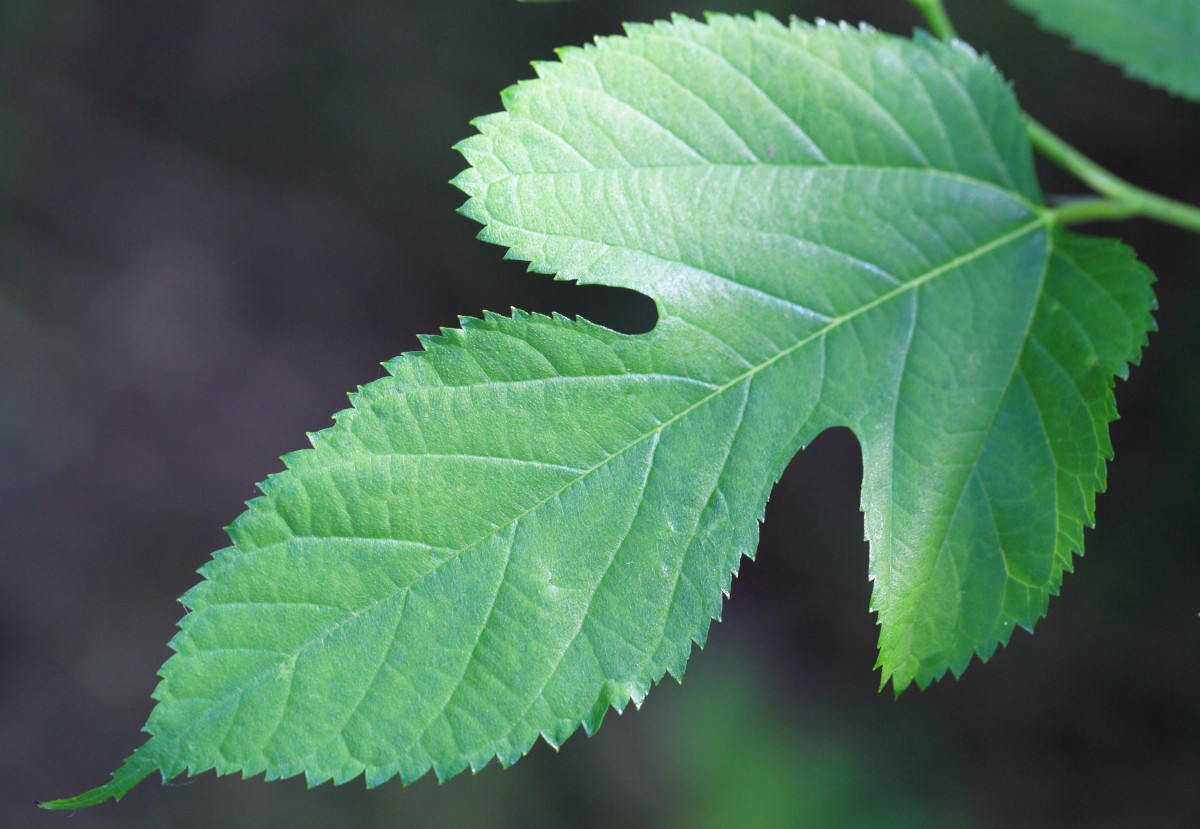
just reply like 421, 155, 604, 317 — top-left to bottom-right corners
460, 267, 659, 336
533, 281, 658, 336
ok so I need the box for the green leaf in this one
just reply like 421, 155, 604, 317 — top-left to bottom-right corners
41, 14, 1154, 808
1010, 0, 1200, 101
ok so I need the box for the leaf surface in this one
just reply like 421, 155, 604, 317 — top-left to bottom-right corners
43, 14, 1154, 808
1010, 0, 1200, 100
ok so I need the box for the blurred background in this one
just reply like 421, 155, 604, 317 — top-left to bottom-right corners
2, 1, 1198, 826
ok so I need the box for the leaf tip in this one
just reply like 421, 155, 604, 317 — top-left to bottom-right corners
38, 749, 158, 811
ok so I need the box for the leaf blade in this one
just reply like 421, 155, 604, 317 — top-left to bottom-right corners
51, 13, 1155, 805
1010, 0, 1200, 100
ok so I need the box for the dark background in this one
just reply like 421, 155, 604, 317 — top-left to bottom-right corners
3, 1, 1198, 826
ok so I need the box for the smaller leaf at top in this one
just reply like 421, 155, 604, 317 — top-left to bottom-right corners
1010, 0, 1200, 101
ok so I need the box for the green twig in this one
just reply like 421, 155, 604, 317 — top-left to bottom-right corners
1029, 118, 1200, 234
907, 0, 958, 40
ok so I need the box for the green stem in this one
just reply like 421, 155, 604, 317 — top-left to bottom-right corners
907, 0, 959, 40
1028, 118, 1200, 234
1043, 198, 1138, 226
